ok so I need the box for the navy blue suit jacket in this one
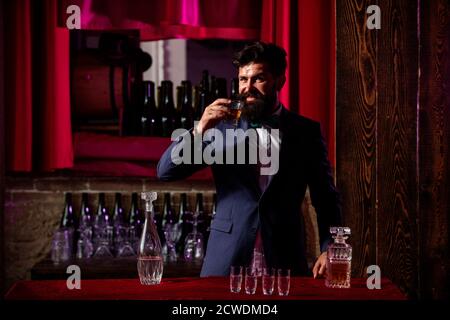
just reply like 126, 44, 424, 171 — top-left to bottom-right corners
157, 107, 341, 276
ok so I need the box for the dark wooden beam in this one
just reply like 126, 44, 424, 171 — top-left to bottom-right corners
418, 0, 450, 300
336, 0, 378, 278
376, 0, 419, 299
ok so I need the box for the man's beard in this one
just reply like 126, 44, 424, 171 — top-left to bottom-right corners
236, 90, 276, 124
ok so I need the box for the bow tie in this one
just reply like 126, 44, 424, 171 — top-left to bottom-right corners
249, 114, 280, 129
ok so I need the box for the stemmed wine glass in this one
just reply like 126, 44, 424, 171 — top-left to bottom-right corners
163, 222, 181, 262
183, 212, 204, 262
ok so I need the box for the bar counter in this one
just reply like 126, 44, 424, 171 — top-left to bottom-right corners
5, 277, 407, 300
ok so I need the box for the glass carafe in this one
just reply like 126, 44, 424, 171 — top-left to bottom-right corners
137, 192, 163, 285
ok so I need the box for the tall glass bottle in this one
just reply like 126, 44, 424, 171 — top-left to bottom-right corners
160, 80, 178, 137
59, 192, 75, 256
195, 193, 206, 236
138, 191, 163, 285
180, 80, 194, 129
79, 193, 92, 228
93, 193, 113, 257
176, 193, 192, 253
129, 192, 144, 252
230, 77, 239, 99
325, 227, 352, 288
94, 193, 110, 231
112, 193, 125, 253
183, 193, 205, 262
112, 193, 125, 226
141, 81, 161, 136
215, 77, 228, 99
76, 193, 93, 259
60, 193, 75, 228
195, 70, 211, 120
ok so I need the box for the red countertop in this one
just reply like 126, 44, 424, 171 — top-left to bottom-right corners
5, 277, 407, 300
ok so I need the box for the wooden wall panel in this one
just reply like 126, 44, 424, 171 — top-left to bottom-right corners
336, 0, 378, 277
419, 0, 450, 300
337, 0, 450, 299
376, 0, 419, 298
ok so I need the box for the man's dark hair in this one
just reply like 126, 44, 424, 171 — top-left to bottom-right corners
232, 41, 287, 77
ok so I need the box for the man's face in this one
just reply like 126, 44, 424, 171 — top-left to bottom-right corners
238, 62, 283, 119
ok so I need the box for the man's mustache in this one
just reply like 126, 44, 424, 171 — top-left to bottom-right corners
235, 91, 264, 101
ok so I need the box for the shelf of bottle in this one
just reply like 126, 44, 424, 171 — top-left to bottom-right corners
31, 256, 203, 280
72, 131, 213, 179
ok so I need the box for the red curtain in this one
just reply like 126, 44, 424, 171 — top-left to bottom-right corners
5, 0, 73, 172
261, 0, 336, 167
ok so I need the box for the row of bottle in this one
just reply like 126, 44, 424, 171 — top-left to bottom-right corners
58, 192, 216, 260
122, 70, 239, 137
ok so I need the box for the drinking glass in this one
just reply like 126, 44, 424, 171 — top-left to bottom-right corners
183, 231, 204, 262
230, 266, 243, 293
227, 100, 245, 127
116, 226, 136, 257
51, 227, 73, 264
277, 269, 291, 296
76, 226, 93, 259
245, 267, 258, 294
262, 267, 275, 295
93, 226, 114, 258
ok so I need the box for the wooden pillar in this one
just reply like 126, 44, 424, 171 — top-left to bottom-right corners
336, 0, 378, 279
418, 0, 450, 300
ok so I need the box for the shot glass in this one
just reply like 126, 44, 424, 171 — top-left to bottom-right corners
245, 267, 258, 295
230, 266, 243, 293
262, 267, 275, 295
277, 269, 291, 296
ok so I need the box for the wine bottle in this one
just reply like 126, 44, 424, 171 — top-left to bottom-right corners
210, 75, 217, 100
230, 77, 239, 99
215, 77, 228, 99
129, 192, 143, 230
141, 81, 161, 136
60, 193, 75, 228
79, 193, 92, 228
162, 193, 176, 227
94, 193, 109, 226
112, 192, 125, 226
176, 193, 191, 253
180, 80, 194, 129
195, 70, 211, 120
76, 192, 94, 259
129, 192, 144, 252
194, 193, 206, 236
160, 80, 178, 137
